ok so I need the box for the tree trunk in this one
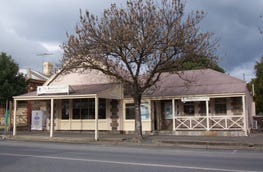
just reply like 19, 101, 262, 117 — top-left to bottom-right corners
133, 94, 143, 143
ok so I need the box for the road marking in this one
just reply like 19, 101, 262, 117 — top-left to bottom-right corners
0, 152, 260, 172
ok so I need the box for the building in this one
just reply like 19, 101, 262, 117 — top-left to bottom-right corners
12, 69, 255, 138
13, 62, 52, 128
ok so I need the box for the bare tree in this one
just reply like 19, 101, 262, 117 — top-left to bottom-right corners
61, 0, 218, 142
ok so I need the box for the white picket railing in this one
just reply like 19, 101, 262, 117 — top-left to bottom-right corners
174, 115, 244, 131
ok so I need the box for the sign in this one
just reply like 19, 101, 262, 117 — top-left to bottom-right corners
37, 85, 69, 95
31, 110, 46, 130
181, 96, 209, 102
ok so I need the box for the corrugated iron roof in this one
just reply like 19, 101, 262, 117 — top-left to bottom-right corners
144, 69, 247, 97
15, 83, 120, 99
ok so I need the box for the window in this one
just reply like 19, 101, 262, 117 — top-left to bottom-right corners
141, 102, 150, 120
199, 101, 206, 116
162, 101, 173, 119
73, 99, 94, 119
72, 98, 106, 120
98, 99, 106, 119
61, 100, 69, 119
231, 97, 242, 115
125, 102, 150, 120
125, 103, 135, 119
215, 98, 227, 115
184, 102, 195, 115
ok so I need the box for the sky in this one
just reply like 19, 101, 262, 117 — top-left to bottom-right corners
0, 0, 262, 82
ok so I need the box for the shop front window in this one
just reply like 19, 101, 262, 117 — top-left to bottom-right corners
98, 99, 106, 119
73, 99, 94, 119
72, 98, 106, 120
61, 100, 69, 119
125, 102, 150, 120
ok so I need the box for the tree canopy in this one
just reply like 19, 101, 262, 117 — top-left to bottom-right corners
0, 52, 27, 105
252, 56, 263, 114
61, 0, 218, 141
176, 56, 224, 72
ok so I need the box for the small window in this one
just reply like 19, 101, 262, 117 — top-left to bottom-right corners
126, 103, 135, 119
215, 98, 227, 115
184, 102, 195, 115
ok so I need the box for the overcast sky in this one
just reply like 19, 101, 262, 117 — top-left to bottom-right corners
0, 0, 262, 82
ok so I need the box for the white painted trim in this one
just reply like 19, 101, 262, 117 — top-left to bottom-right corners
95, 96, 99, 141
13, 100, 17, 136
206, 100, 210, 131
242, 95, 247, 136
172, 99, 175, 131
50, 99, 54, 138
14, 94, 97, 101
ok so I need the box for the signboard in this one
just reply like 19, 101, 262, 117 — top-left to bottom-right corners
31, 110, 46, 130
181, 96, 209, 102
37, 85, 69, 95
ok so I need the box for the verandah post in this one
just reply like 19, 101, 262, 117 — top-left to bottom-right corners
13, 99, 17, 136
50, 98, 54, 138
172, 99, 175, 131
242, 95, 248, 136
95, 96, 99, 141
206, 100, 210, 131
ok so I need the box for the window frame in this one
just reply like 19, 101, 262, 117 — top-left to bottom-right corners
71, 98, 107, 120
124, 101, 150, 120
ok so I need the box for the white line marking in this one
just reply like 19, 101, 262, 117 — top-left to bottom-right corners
0, 152, 260, 172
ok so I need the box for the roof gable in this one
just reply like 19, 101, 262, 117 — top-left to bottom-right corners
45, 69, 113, 86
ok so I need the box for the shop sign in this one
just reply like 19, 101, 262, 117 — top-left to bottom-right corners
37, 85, 69, 95
181, 96, 209, 102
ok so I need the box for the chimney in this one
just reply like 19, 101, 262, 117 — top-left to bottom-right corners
43, 62, 53, 76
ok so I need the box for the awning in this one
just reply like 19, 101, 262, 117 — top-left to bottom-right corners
13, 83, 123, 101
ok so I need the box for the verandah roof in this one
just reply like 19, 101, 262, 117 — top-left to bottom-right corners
13, 83, 123, 101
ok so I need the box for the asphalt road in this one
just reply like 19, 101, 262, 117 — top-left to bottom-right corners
0, 140, 262, 172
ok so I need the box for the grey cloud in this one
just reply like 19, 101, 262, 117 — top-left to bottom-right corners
186, 0, 263, 79
0, 0, 262, 81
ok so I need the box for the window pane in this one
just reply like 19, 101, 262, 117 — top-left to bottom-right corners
72, 99, 92, 119
141, 102, 149, 120
215, 98, 227, 115
199, 101, 206, 116
126, 103, 135, 119
99, 99, 106, 119
87, 99, 95, 119
184, 102, 195, 115
73, 109, 80, 119
162, 101, 173, 119
62, 100, 69, 119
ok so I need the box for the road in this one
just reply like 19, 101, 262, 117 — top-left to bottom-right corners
0, 140, 262, 172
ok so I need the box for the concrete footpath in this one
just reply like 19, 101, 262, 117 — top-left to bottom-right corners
1, 131, 263, 151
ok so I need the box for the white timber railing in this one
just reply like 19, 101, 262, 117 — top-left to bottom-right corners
174, 115, 244, 131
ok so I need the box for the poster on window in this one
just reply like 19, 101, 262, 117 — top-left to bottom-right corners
141, 103, 149, 120
164, 101, 173, 119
